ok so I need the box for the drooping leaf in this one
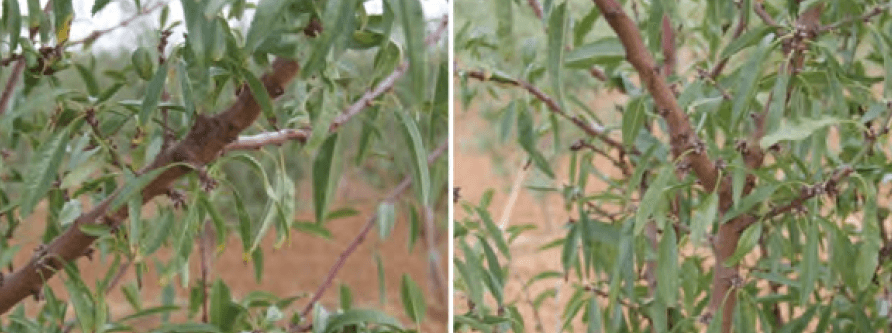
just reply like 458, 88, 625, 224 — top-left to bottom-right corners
312, 134, 343, 224
20, 130, 69, 218
139, 61, 170, 125
396, 110, 430, 205
399, 274, 426, 325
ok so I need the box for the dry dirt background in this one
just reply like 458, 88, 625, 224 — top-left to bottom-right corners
9, 173, 448, 332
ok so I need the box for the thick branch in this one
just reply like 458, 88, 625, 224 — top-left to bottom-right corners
0, 58, 300, 315
592, 0, 719, 191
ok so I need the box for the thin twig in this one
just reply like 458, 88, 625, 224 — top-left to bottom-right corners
708, 2, 749, 79
818, 5, 887, 33
330, 15, 448, 131
68, 2, 169, 47
527, 0, 544, 19
761, 166, 854, 221
295, 139, 448, 322
462, 69, 637, 155
754, 2, 786, 34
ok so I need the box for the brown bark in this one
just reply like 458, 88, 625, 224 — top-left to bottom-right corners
0, 59, 300, 314
590, 1, 746, 332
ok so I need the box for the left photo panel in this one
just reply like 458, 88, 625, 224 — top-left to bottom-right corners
0, 0, 450, 332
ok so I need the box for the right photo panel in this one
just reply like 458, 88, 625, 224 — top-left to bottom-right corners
453, 1, 892, 332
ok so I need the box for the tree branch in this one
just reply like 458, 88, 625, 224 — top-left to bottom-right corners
462, 69, 636, 155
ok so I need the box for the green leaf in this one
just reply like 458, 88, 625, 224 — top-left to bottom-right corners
622, 97, 646, 148
731, 34, 774, 127
244, 0, 288, 52
394, 0, 426, 104
760, 116, 841, 149
20, 130, 69, 218
177, 60, 195, 117
691, 193, 718, 247
293, 221, 333, 239
396, 110, 430, 205
241, 68, 275, 122
727, 223, 761, 265
149, 323, 222, 333
376, 202, 396, 239
339, 284, 353, 311
634, 166, 672, 235
91, 0, 113, 15
547, 2, 568, 111
657, 226, 678, 305
561, 223, 580, 274
79, 224, 112, 237
400, 274, 426, 325
800, 220, 818, 305
517, 103, 555, 178
4, 0, 21, 52
304, 0, 361, 76
132, 47, 155, 80
312, 134, 343, 224
587, 298, 603, 333
231, 188, 253, 254
26, 0, 41, 28
143, 210, 174, 255
75, 64, 100, 96
209, 280, 238, 331
719, 25, 773, 59
140, 61, 170, 125
53, 0, 73, 43
476, 207, 510, 259
322, 309, 403, 333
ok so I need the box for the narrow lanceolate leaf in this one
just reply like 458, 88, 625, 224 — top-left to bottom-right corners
800, 220, 818, 304
5, 0, 22, 52
91, 0, 113, 15
244, 0, 287, 52
177, 60, 195, 117
547, 3, 568, 111
634, 166, 672, 235
241, 68, 275, 122
53, 0, 73, 44
760, 116, 840, 149
727, 223, 761, 265
517, 103, 555, 178
764, 72, 789, 135
875, 31, 892, 99
75, 64, 101, 96
376, 202, 396, 239
399, 274, 426, 325
20, 130, 69, 218
731, 34, 774, 127
312, 134, 343, 224
396, 111, 430, 206
691, 193, 718, 248
622, 97, 646, 148
657, 227, 678, 305
27, 0, 41, 28
304, 0, 361, 76
394, 0, 425, 104
140, 61, 170, 125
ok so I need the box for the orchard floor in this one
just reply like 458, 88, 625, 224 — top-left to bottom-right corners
10, 175, 448, 332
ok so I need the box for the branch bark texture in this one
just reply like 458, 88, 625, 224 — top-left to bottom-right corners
0, 58, 300, 314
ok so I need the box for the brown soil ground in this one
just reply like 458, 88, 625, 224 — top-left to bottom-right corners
8, 174, 448, 332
